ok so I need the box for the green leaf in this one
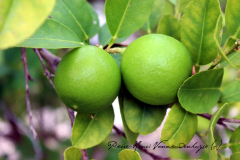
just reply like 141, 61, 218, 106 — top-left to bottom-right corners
0, 0, 56, 49
221, 80, 240, 104
230, 152, 240, 160
181, 0, 222, 65
220, 52, 240, 69
71, 106, 114, 149
161, 103, 197, 147
51, 0, 93, 41
214, 15, 237, 70
164, 0, 175, 14
64, 146, 82, 160
225, 0, 240, 39
118, 149, 142, 160
157, 14, 181, 41
169, 0, 177, 5
178, 68, 223, 114
142, 0, 165, 32
208, 103, 228, 160
118, 88, 139, 145
88, 3, 100, 38
175, 0, 192, 13
99, 24, 129, 47
229, 127, 240, 153
123, 90, 167, 135
18, 19, 83, 49
105, 0, 154, 39
223, 37, 236, 54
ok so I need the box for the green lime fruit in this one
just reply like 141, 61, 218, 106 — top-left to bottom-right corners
230, 152, 240, 160
54, 45, 121, 113
121, 34, 192, 105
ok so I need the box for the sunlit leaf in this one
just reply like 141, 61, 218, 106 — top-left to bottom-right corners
208, 103, 228, 160
18, 19, 83, 49
71, 106, 114, 149
161, 103, 197, 147
181, 0, 222, 65
178, 68, 223, 114
105, 0, 154, 39
225, 0, 240, 39
0, 0, 56, 49
51, 0, 93, 41
118, 149, 142, 160
64, 146, 82, 160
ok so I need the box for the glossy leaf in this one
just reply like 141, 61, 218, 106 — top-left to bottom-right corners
178, 68, 223, 114
99, 24, 129, 47
181, 0, 222, 65
142, 0, 165, 32
123, 90, 167, 135
118, 149, 142, 160
118, 88, 139, 145
230, 152, 240, 160
18, 19, 83, 49
220, 52, 240, 68
175, 0, 192, 13
214, 15, 237, 69
221, 80, 240, 104
157, 14, 181, 41
225, 0, 240, 39
229, 127, 240, 153
105, 0, 154, 39
88, 3, 100, 38
51, 0, 93, 41
0, 0, 56, 49
161, 103, 197, 147
64, 146, 82, 160
71, 106, 114, 149
208, 103, 228, 160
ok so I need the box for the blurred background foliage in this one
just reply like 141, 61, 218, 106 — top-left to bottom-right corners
0, 0, 239, 160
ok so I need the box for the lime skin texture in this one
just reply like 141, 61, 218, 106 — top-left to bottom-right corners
121, 34, 192, 105
54, 45, 121, 113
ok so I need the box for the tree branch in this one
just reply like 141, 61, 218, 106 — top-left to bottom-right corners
35, 48, 89, 160
198, 113, 236, 131
113, 126, 170, 160
21, 47, 38, 140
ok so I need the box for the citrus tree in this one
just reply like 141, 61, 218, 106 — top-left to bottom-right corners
0, 0, 240, 159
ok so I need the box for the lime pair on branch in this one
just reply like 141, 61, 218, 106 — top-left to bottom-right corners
54, 34, 192, 113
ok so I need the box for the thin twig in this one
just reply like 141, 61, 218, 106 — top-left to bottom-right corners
0, 101, 43, 160
113, 126, 170, 160
33, 49, 55, 90
198, 113, 236, 131
21, 48, 38, 140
